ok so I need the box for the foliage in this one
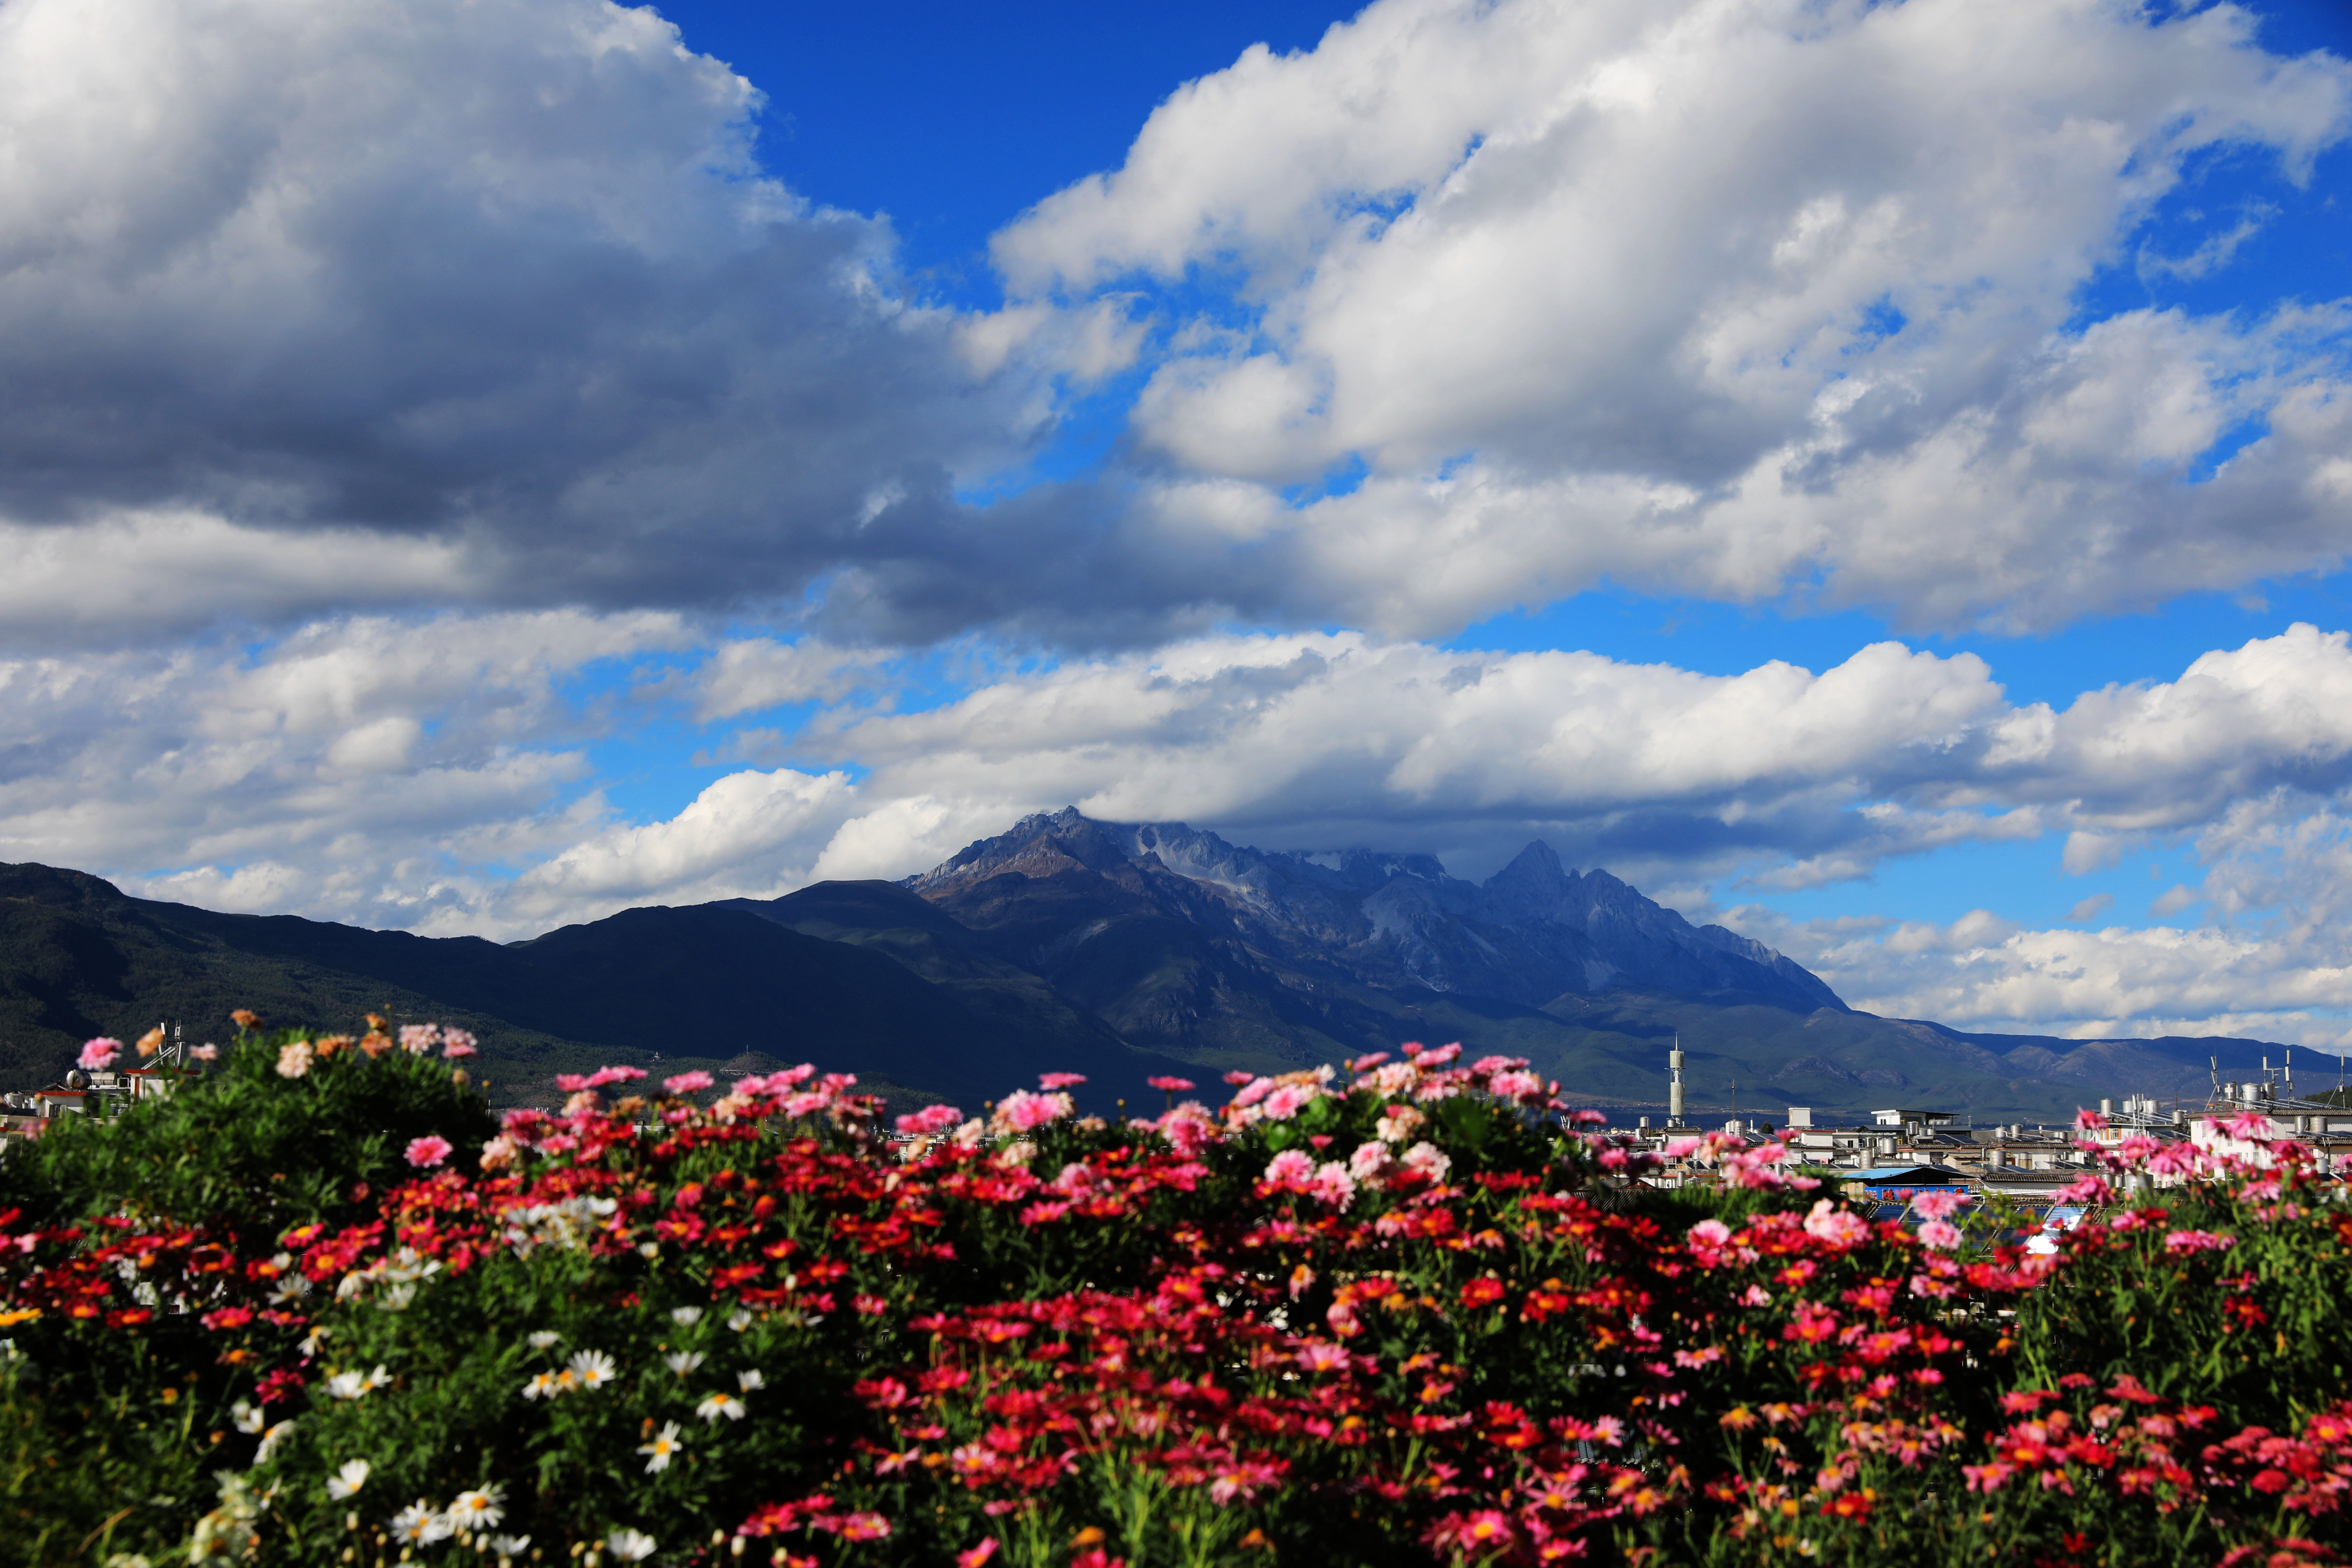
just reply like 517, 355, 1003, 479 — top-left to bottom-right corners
2, 1027, 2349, 1568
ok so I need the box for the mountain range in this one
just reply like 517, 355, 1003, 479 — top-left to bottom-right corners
0, 810, 2307, 1122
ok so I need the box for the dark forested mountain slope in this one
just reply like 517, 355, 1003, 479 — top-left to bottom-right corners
0, 815, 2309, 1123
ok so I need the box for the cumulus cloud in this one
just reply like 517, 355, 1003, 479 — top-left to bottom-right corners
979, 0, 2352, 638
0, 0, 1028, 645
0, 610, 690, 928
29, 618, 2352, 1034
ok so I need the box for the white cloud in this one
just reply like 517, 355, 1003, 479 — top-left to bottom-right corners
0, 609, 688, 928
987, 0, 2352, 638
489, 765, 857, 930
0, 0, 1021, 645
24, 616, 2352, 1037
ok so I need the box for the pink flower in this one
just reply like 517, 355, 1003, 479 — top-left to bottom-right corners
1261, 1084, 1317, 1120
1912, 1189, 1967, 1220
1308, 1160, 1358, 1210
398, 1024, 440, 1055
2165, 1229, 2236, 1254
2074, 1108, 2110, 1131
1802, 1199, 1870, 1251
1348, 1052, 1390, 1072
1263, 1149, 1316, 1188
663, 1070, 715, 1095
1145, 1076, 1195, 1093
1569, 1109, 1610, 1128
439, 1028, 477, 1058
1297, 1340, 1352, 1372
1037, 1072, 1088, 1090
1487, 1070, 1542, 1101
1222, 1070, 1254, 1085
1400, 1141, 1451, 1182
404, 1135, 453, 1168
996, 1090, 1074, 1132
585, 1065, 648, 1088
78, 1038, 121, 1071
1155, 1104, 1216, 1156
894, 1105, 964, 1136
2220, 1110, 2274, 1141
1688, 1219, 1732, 1248
189, 1043, 219, 1062
956, 1540, 1000, 1568
1348, 1141, 1395, 1186
1739, 1284, 1773, 1307
1416, 1042, 1463, 1067
1917, 1219, 1964, 1251
1231, 1077, 1275, 1108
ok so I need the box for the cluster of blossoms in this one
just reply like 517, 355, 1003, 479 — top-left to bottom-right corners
271, 1022, 477, 1079
5, 1024, 2351, 1566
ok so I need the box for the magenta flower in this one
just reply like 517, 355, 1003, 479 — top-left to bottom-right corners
1145, 1076, 1195, 1093
78, 1037, 122, 1071
585, 1065, 648, 1088
2164, 1228, 2236, 1254
663, 1070, 715, 1095
439, 1029, 477, 1059
1036, 1072, 1088, 1090
894, 1105, 964, 1135
404, 1135, 453, 1168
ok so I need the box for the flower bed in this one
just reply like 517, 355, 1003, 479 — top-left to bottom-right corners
3, 1025, 2349, 1567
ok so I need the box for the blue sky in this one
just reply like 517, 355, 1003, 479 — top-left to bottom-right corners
6, 0, 2352, 1048
617, 0, 2352, 936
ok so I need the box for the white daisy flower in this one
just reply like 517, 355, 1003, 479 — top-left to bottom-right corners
230, 1400, 266, 1435
637, 1242, 659, 1259
489, 1535, 532, 1560
323, 1371, 368, 1400
253, 1419, 296, 1465
695, 1392, 746, 1423
567, 1349, 617, 1390
636, 1420, 686, 1474
736, 1369, 764, 1392
663, 1350, 705, 1376
670, 1307, 702, 1326
448, 1484, 506, 1528
390, 1502, 454, 1545
608, 1528, 657, 1561
520, 1370, 560, 1401
727, 1310, 753, 1332
526, 1331, 560, 1350
325, 1460, 370, 1500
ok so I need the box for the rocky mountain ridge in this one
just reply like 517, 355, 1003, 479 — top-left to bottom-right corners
906, 807, 1843, 1015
